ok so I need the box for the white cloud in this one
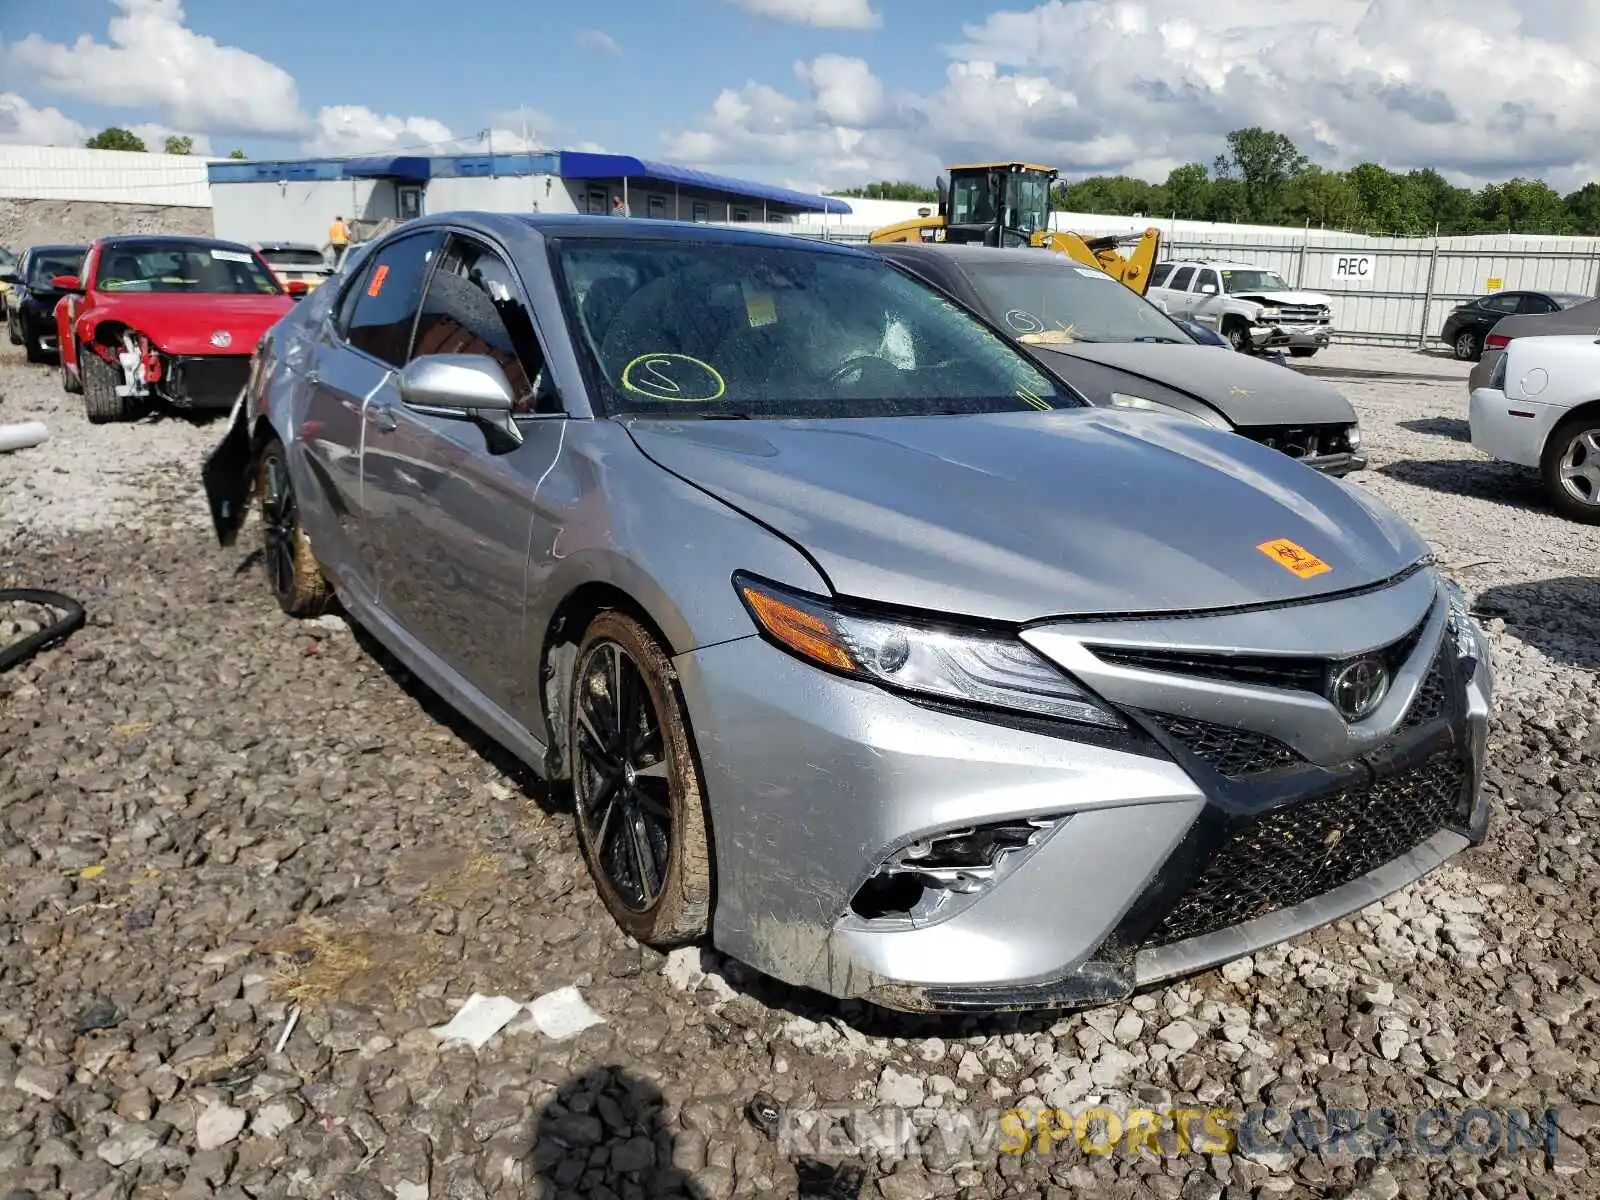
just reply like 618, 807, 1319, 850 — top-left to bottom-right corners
577, 29, 621, 56
6, 0, 305, 138
0, 93, 88, 147
729, 0, 882, 31
671, 0, 1600, 191
304, 107, 456, 157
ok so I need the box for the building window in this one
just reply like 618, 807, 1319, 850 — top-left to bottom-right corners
648, 195, 666, 219
732, 207, 750, 223
588, 189, 609, 215
692, 201, 710, 223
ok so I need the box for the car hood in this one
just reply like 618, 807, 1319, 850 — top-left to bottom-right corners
1035, 342, 1357, 426
1234, 290, 1331, 306
626, 410, 1426, 623
86, 293, 294, 354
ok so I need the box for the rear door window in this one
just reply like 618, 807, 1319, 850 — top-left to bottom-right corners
1168, 266, 1196, 291
343, 230, 446, 367
1148, 263, 1173, 287
1481, 293, 1521, 315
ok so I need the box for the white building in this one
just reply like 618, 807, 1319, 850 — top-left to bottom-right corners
208, 150, 852, 247
0, 143, 212, 206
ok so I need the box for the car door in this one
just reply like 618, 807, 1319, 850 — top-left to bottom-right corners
1518, 293, 1560, 316
57, 244, 99, 375
1161, 266, 1199, 316
296, 228, 446, 604
361, 230, 568, 718
1472, 292, 1522, 334
1189, 267, 1226, 325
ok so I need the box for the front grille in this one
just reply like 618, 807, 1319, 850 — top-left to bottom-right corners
1147, 713, 1303, 779
168, 356, 251, 407
1246, 424, 1354, 460
1091, 616, 1427, 699
1269, 305, 1330, 324
1143, 752, 1469, 949
1403, 648, 1448, 729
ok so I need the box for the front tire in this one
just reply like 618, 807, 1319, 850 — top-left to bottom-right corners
61, 343, 83, 395
82, 351, 129, 422
1222, 317, 1250, 352
1542, 414, 1600, 525
1289, 347, 1317, 359
569, 612, 712, 946
256, 436, 332, 615
1453, 330, 1482, 361
23, 332, 45, 364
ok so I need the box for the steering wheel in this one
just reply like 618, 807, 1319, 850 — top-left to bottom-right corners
825, 355, 901, 389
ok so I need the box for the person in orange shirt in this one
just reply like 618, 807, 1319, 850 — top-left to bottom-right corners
326, 215, 349, 266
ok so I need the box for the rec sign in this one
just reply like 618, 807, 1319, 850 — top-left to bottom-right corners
1331, 254, 1375, 280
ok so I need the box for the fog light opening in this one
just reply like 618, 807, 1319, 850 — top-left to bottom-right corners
848, 817, 1065, 923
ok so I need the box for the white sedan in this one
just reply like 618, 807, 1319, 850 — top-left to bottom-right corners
1469, 333, 1600, 523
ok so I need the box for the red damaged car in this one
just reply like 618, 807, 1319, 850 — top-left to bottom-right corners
55, 235, 305, 423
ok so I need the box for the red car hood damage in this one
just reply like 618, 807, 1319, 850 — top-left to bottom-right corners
88, 293, 294, 355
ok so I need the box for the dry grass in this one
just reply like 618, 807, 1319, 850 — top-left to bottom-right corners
259, 917, 444, 1009
417, 850, 503, 907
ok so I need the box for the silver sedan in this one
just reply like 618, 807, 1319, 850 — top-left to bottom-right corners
203, 212, 1494, 1012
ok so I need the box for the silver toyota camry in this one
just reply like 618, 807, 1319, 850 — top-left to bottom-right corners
202, 213, 1495, 1013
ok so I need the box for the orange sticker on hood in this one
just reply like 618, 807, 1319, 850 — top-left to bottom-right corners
1257, 537, 1331, 578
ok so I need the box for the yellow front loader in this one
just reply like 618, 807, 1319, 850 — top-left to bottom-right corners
866, 162, 1163, 296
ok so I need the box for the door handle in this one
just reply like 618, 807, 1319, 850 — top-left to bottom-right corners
368, 403, 397, 432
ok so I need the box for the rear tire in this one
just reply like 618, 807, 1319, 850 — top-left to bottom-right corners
1541, 413, 1600, 525
1453, 330, 1482, 361
569, 612, 712, 946
256, 436, 332, 616
1289, 347, 1317, 359
6, 317, 20, 346
23, 333, 45, 364
82, 351, 129, 423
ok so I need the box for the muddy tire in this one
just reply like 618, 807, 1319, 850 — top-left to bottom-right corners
1222, 317, 1251, 352
256, 436, 332, 616
569, 611, 713, 946
1541, 413, 1600, 525
61, 342, 83, 395
82, 351, 128, 422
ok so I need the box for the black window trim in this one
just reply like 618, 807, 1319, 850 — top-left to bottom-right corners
326, 227, 448, 370
408, 227, 568, 421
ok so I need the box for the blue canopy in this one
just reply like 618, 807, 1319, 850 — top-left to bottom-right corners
341, 155, 432, 182
557, 152, 851, 215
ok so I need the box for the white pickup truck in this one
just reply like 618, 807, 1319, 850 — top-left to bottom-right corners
1148, 259, 1335, 358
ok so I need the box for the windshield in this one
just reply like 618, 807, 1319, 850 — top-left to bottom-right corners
1008, 174, 1051, 234
29, 249, 86, 287
554, 238, 1077, 419
958, 256, 1195, 345
1219, 269, 1291, 293
95, 241, 282, 295
949, 175, 995, 227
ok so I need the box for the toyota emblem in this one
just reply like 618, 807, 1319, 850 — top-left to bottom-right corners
210, 330, 233, 348
1327, 656, 1389, 722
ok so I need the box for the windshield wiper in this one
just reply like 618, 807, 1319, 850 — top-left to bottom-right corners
1129, 336, 1184, 344
698, 412, 753, 420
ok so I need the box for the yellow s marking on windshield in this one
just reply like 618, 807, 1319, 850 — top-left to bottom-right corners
620, 353, 726, 402
1016, 384, 1052, 411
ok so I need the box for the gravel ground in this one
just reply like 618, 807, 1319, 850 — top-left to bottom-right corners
1, 340, 1598, 1200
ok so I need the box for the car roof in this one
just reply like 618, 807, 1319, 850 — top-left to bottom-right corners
373, 211, 873, 260
24, 243, 87, 255
94, 233, 255, 252
1165, 260, 1263, 271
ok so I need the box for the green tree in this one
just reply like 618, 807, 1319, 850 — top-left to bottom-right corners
1162, 163, 1211, 219
1345, 163, 1423, 234
1213, 127, 1308, 223
1059, 174, 1159, 216
85, 127, 146, 152
1565, 183, 1600, 236
837, 181, 939, 202
163, 135, 194, 156
227, 148, 248, 160
1476, 178, 1571, 234
1403, 168, 1474, 235
1205, 177, 1247, 224
1283, 166, 1360, 229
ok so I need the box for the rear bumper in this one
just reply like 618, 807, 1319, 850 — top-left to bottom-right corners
1468, 386, 1557, 468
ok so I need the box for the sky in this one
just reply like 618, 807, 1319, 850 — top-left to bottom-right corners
1, 0, 1598, 196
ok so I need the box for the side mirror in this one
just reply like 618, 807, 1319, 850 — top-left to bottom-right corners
396, 354, 522, 451
0, 273, 16, 285
935, 175, 949, 219
51, 275, 84, 293
285, 280, 309, 297
1198, 283, 1217, 295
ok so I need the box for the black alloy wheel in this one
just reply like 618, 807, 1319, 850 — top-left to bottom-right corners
256, 436, 330, 615
570, 612, 712, 944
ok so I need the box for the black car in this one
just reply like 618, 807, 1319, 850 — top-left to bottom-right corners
4, 244, 88, 362
870, 242, 1366, 474
1440, 289, 1589, 361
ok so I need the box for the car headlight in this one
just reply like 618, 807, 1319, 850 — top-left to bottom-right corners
734, 574, 1126, 730
1443, 577, 1486, 674
1109, 393, 1226, 429
1258, 308, 1282, 321
1347, 424, 1361, 451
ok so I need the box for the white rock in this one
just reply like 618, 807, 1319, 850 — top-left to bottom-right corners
1220, 957, 1254, 984
252, 1101, 299, 1139
97, 1123, 163, 1166
196, 1102, 247, 1150
1363, 981, 1396, 1008
662, 947, 705, 991
877, 1065, 925, 1108
1158, 1021, 1199, 1053
1113, 1012, 1144, 1045
1378, 1029, 1408, 1061
1090, 1046, 1135, 1087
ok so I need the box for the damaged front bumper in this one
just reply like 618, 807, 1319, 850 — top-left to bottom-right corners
1247, 321, 1333, 352
675, 573, 1492, 1013
201, 387, 255, 547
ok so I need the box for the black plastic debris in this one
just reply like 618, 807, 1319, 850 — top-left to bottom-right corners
745, 1091, 782, 1139
795, 1158, 865, 1199
75, 997, 121, 1034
